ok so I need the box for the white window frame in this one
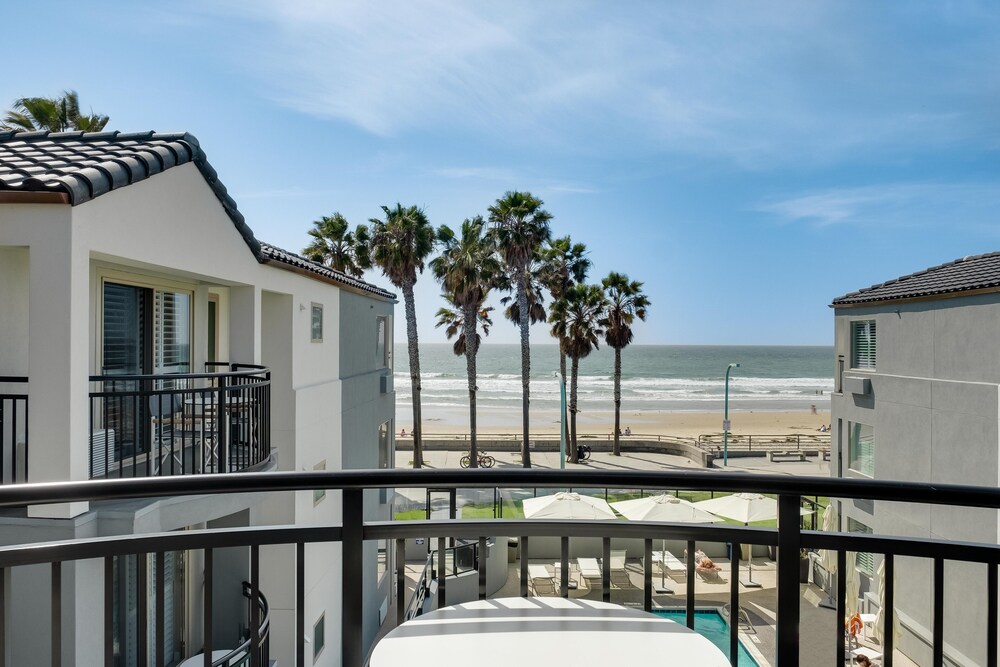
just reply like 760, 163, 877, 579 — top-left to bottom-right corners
848, 422, 874, 477
850, 320, 876, 370
376, 316, 388, 368
848, 518, 874, 576
313, 460, 327, 505
311, 303, 324, 343
312, 613, 325, 661
96, 269, 196, 376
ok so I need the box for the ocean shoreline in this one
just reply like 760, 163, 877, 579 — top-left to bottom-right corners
398, 406, 831, 439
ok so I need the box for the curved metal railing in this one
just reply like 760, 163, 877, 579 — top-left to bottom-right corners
88, 363, 271, 479
0, 469, 995, 667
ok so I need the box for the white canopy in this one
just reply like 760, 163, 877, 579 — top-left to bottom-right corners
820, 502, 839, 577
522, 492, 616, 520
693, 492, 812, 524
610, 494, 722, 524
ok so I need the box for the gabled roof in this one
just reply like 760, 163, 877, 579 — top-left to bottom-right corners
0, 130, 393, 299
832, 252, 1000, 307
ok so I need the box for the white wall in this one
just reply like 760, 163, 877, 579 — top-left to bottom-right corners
0, 247, 28, 375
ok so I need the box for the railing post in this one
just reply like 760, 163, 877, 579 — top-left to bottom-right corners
217, 374, 229, 474
204, 549, 213, 667
602, 538, 611, 603
342, 488, 364, 667
730, 543, 740, 666
436, 537, 447, 608
155, 553, 165, 667
776, 494, 801, 666
884, 554, 894, 667
643, 538, 652, 612
478, 537, 488, 601
297, 542, 305, 667
520, 536, 528, 597
250, 545, 260, 667
686, 540, 695, 629
396, 538, 407, 624
51, 562, 61, 667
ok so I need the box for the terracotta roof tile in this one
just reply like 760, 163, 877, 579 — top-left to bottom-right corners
0, 130, 393, 299
832, 252, 1000, 306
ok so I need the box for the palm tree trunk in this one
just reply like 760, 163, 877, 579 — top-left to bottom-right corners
560, 347, 570, 459
517, 270, 532, 468
402, 280, 424, 468
613, 346, 622, 456
464, 305, 478, 468
570, 355, 579, 463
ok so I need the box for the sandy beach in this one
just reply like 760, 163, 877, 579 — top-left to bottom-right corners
399, 406, 831, 439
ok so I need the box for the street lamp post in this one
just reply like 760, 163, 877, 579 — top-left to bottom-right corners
723, 362, 740, 466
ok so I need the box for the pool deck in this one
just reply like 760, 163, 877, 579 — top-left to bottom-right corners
388, 446, 915, 666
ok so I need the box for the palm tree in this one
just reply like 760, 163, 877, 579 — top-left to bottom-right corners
431, 217, 501, 468
488, 191, 552, 467
367, 204, 436, 468
549, 284, 607, 462
601, 272, 651, 456
303, 212, 369, 278
539, 237, 590, 457
2, 91, 109, 132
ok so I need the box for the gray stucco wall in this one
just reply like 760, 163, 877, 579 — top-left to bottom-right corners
832, 295, 1000, 667
338, 290, 396, 654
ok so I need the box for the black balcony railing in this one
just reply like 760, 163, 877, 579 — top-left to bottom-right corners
0, 470, 996, 667
88, 364, 271, 479
0, 377, 27, 485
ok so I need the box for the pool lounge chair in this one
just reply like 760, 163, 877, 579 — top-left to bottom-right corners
610, 549, 633, 588
652, 550, 687, 581
578, 557, 603, 588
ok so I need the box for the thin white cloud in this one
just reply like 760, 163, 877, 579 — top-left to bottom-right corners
196, 1, 999, 167
758, 183, 1000, 229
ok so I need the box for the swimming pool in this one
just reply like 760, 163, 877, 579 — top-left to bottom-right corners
652, 609, 761, 666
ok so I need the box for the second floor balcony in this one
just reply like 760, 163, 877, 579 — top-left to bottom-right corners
88, 363, 272, 479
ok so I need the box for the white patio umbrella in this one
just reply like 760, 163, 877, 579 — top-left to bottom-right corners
522, 492, 616, 520
818, 502, 839, 609
871, 558, 886, 644
610, 494, 722, 592
694, 493, 813, 587
845, 550, 860, 620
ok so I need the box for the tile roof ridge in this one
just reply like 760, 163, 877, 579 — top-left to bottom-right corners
831, 250, 1000, 306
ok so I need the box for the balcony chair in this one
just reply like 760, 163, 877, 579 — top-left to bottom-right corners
150, 394, 193, 475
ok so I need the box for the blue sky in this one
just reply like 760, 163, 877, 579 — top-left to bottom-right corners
5, 1, 998, 345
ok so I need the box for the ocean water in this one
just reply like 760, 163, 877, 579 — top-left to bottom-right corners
394, 344, 833, 414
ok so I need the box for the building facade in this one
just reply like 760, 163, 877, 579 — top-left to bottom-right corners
0, 130, 395, 666
831, 253, 1000, 667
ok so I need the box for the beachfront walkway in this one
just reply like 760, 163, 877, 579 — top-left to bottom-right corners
396, 445, 831, 476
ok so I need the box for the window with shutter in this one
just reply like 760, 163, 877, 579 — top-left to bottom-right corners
849, 422, 874, 477
848, 518, 875, 576
851, 320, 876, 369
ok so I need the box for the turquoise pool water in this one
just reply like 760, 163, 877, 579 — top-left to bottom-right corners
652, 610, 760, 666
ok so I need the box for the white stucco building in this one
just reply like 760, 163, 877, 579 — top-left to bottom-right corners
0, 130, 396, 666
830, 253, 1000, 667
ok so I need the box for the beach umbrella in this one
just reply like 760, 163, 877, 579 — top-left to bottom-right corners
523, 492, 616, 520
818, 502, 839, 608
871, 558, 886, 644
845, 550, 860, 620
694, 493, 813, 587
610, 494, 721, 592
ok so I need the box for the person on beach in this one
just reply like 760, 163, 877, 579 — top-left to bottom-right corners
624, 426, 631, 436
400, 428, 406, 438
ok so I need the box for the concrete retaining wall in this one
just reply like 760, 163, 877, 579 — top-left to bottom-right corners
398, 438, 714, 467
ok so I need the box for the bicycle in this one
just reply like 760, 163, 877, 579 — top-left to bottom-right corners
577, 444, 592, 461
460, 451, 495, 468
